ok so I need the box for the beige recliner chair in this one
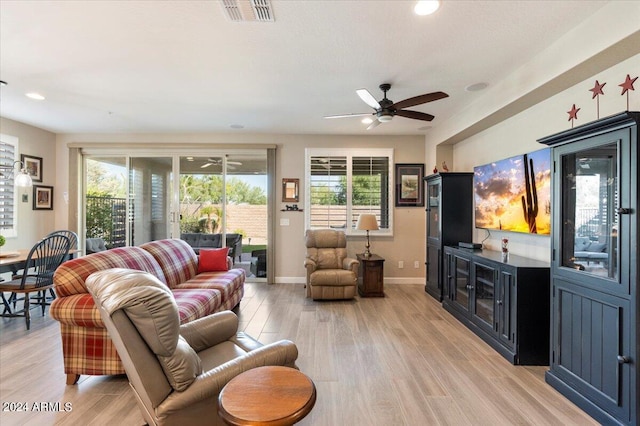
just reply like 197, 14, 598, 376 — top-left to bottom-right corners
85, 268, 298, 426
304, 229, 359, 300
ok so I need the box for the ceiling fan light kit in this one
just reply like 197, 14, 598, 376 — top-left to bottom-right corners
325, 83, 448, 130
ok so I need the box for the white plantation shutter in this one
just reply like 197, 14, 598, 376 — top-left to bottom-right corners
0, 135, 18, 237
309, 156, 347, 229
351, 156, 389, 230
151, 173, 164, 221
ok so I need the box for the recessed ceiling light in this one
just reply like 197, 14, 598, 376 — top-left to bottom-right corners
414, 0, 440, 16
26, 92, 45, 100
362, 117, 373, 124
465, 82, 489, 92
230, 124, 244, 129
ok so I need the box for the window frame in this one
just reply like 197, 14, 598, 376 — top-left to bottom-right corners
304, 148, 394, 236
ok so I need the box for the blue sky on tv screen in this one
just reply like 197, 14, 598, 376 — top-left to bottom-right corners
474, 148, 551, 235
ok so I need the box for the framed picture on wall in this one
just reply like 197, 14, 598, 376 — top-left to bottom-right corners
33, 185, 53, 210
395, 163, 424, 207
282, 178, 299, 202
21, 154, 43, 182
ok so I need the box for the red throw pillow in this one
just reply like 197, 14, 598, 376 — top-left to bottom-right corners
198, 248, 229, 273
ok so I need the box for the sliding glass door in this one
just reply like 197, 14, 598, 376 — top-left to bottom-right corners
85, 157, 127, 249
129, 156, 172, 245
178, 153, 268, 280
83, 149, 269, 282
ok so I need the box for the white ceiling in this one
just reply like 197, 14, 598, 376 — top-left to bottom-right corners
0, 0, 613, 136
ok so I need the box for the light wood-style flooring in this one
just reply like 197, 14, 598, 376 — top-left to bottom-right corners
0, 283, 598, 425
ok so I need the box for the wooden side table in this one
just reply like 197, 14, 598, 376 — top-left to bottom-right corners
218, 366, 316, 426
357, 253, 385, 297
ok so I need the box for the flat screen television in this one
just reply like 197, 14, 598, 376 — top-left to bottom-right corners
473, 147, 551, 235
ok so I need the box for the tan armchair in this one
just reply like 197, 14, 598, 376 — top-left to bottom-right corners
304, 229, 359, 300
85, 268, 298, 426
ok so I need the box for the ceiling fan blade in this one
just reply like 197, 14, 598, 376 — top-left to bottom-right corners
392, 91, 449, 110
200, 162, 213, 169
206, 158, 242, 166
356, 89, 381, 109
396, 109, 435, 122
324, 113, 373, 119
366, 119, 382, 130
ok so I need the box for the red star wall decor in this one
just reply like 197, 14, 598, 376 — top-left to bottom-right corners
590, 80, 606, 98
567, 104, 580, 128
619, 74, 638, 110
619, 74, 638, 95
589, 80, 606, 119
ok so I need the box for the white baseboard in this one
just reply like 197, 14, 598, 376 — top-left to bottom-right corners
275, 277, 306, 284
275, 277, 423, 285
384, 277, 424, 285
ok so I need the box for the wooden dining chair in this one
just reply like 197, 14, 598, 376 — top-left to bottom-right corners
0, 234, 71, 330
46, 230, 78, 255
9, 230, 78, 305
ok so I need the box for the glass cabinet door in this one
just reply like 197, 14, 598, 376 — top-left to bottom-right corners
560, 142, 618, 280
473, 263, 495, 328
453, 256, 470, 312
427, 181, 440, 240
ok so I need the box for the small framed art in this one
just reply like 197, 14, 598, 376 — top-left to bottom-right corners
21, 154, 43, 182
33, 185, 53, 210
282, 178, 299, 202
395, 163, 425, 207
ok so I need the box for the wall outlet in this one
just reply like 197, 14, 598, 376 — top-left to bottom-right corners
398, 260, 404, 269
414, 261, 420, 269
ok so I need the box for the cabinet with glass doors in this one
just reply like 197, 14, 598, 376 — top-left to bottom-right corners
539, 112, 639, 426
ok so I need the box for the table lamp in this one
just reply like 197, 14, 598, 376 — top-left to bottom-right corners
356, 214, 379, 258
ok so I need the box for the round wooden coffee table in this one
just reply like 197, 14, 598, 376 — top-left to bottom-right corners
218, 366, 316, 426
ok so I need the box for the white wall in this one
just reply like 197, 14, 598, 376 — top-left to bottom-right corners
0, 117, 57, 251
438, 54, 640, 262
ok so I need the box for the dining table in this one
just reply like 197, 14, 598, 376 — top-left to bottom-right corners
0, 249, 80, 275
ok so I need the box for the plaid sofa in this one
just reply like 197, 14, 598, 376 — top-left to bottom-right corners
50, 238, 245, 385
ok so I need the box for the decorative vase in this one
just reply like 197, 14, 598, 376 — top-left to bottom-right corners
501, 238, 509, 262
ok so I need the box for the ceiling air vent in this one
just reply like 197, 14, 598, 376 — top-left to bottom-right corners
221, 0, 274, 22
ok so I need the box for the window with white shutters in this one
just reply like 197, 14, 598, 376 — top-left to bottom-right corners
305, 148, 393, 235
0, 134, 19, 238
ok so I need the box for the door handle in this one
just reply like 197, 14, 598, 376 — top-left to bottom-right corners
617, 355, 631, 364
616, 208, 631, 214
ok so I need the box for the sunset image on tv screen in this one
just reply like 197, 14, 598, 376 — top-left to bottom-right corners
474, 148, 551, 235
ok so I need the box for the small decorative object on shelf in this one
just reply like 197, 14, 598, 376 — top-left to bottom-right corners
441, 161, 449, 172
285, 204, 299, 211
433, 165, 438, 174
501, 238, 509, 262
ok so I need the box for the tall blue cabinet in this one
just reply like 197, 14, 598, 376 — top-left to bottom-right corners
423, 173, 473, 301
539, 112, 639, 425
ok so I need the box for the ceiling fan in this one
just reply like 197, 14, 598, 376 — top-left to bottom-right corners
200, 158, 243, 169
324, 83, 449, 130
